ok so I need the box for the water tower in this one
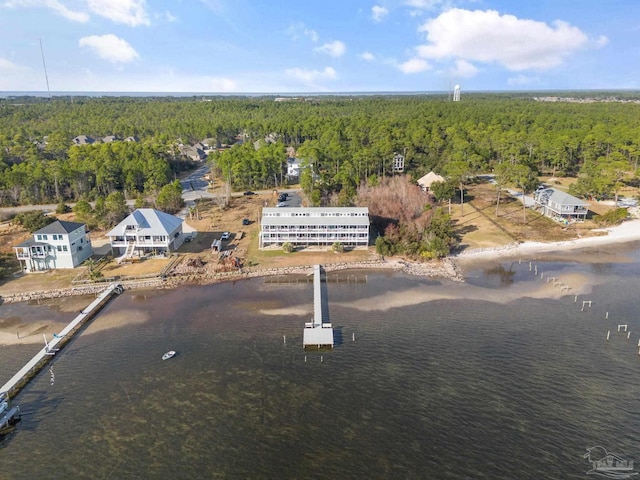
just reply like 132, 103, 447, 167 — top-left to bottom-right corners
453, 84, 461, 102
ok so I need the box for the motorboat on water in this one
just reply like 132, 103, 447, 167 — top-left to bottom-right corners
162, 351, 176, 361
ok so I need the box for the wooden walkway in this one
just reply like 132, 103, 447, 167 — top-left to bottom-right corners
0, 283, 123, 398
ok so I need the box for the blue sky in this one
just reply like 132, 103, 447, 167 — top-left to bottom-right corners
0, 0, 638, 93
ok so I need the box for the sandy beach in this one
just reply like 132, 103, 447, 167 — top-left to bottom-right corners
454, 218, 640, 263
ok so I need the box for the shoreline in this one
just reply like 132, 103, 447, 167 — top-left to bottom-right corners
452, 218, 640, 263
2, 219, 639, 347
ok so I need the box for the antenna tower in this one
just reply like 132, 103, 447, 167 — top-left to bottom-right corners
39, 38, 51, 100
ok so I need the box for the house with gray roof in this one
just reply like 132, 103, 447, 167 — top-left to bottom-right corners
106, 208, 185, 259
533, 188, 589, 221
260, 207, 369, 249
179, 145, 207, 161
72, 135, 95, 146
14, 220, 93, 272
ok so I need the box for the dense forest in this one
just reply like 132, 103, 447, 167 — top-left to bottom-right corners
1, 92, 639, 207
1, 92, 639, 257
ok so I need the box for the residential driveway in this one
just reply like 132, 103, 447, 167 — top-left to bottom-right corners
506, 188, 536, 208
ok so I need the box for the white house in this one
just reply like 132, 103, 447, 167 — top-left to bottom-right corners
260, 207, 369, 249
533, 188, 589, 221
106, 209, 185, 259
14, 220, 93, 272
286, 158, 301, 179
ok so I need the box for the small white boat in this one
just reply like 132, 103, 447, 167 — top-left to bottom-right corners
162, 350, 176, 361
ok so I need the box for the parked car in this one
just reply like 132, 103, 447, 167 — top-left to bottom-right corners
276, 202, 287, 207
242, 218, 250, 225
221, 232, 230, 240
243, 191, 255, 196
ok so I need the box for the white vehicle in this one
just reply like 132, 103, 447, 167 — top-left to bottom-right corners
276, 202, 287, 207
221, 232, 230, 240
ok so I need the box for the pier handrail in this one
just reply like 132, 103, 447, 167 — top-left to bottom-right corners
0, 283, 122, 398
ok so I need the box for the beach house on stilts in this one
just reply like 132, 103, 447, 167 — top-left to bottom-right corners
106, 208, 185, 262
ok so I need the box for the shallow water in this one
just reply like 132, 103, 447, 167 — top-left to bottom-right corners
2, 244, 640, 479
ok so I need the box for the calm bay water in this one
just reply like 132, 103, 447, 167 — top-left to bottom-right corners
2, 243, 640, 479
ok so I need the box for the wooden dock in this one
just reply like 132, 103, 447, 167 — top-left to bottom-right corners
303, 265, 334, 348
0, 283, 123, 399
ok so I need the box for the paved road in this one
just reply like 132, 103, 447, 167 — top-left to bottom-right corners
0, 163, 301, 216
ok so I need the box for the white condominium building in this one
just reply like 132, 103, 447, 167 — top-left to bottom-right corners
260, 207, 370, 249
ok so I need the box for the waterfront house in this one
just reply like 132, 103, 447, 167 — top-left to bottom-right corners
106, 209, 185, 259
259, 207, 369, 249
533, 188, 589, 221
14, 220, 93, 272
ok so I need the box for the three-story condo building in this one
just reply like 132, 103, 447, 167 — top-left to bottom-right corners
259, 207, 369, 249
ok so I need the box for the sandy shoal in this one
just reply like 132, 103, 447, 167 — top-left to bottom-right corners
454, 219, 640, 263
0, 308, 149, 347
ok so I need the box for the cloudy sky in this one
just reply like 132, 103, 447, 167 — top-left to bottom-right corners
0, 0, 636, 93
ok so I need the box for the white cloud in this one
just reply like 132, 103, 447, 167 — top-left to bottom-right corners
398, 57, 430, 74
404, 0, 443, 9
371, 5, 388, 23
86, 0, 150, 27
79, 34, 139, 63
2, 0, 89, 22
507, 74, 540, 86
285, 66, 337, 86
416, 9, 593, 71
206, 77, 238, 92
0, 57, 23, 72
594, 35, 609, 48
450, 59, 478, 78
157, 10, 177, 23
286, 22, 319, 43
0, 57, 34, 89
314, 40, 346, 57
360, 51, 376, 61
305, 28, 319, 43
198, 0, 224, 14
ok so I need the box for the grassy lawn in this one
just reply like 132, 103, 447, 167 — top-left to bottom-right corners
449, 180, 614, 251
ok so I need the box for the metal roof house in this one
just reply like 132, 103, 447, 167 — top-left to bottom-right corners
14, 220, 93, 272
260, 207, 369, 249
533, 188, 589, 221
106, 209, 185, 259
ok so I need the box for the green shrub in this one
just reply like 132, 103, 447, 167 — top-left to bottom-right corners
594, 208, 628, 226
282, 242, 294, 253
56, 201, 71, 214
331, 242, 344, 253
13, 211, 57, 233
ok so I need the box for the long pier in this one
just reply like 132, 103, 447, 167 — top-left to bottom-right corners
303, 265, 334, 348
0, 283, 123, 399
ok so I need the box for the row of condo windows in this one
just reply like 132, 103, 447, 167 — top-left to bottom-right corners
113, 236, 168, 242
262, 233, 369, 239
262, 225, 368, 231
263, 212, 368, 218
